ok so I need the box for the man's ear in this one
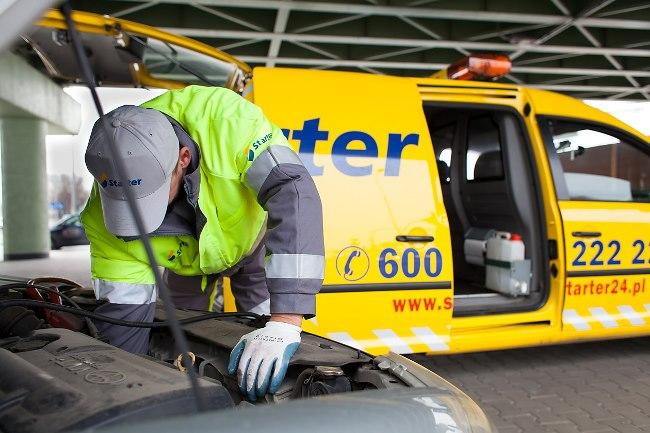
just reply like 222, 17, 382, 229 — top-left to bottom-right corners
178, 146, 191, 169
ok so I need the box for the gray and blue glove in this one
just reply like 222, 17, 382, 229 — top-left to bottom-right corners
227, 321, 301, 401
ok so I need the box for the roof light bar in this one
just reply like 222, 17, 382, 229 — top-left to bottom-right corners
432, 54, 512, 81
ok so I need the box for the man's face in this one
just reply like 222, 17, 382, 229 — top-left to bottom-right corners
168, 146, 191, 204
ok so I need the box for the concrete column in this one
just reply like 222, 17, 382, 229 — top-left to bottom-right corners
0, 52, 80, 260
1, 118, 49, 259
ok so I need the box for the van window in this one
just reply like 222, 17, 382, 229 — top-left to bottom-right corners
466, 116, 504, 182
431, 123, 455, 184
547, 119, 650, 202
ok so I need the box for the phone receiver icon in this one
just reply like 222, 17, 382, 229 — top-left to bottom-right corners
344, 250, 361, 276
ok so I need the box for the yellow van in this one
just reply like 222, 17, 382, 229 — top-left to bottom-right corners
25, 10, 650, 355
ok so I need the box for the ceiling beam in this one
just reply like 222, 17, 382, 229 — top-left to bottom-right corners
293, 14, 367, 33
161, 27, 650, 58
531, 83, 644, 93
513, 35, 650, 65
509, 0, 616, 61
190, 3, 266, 31
111, 1, 160, 17
120, 0, 650, 30
576, 23, 650, 100
466, 23, 555, 42
363, 46, 430, 61
515, 52, 583, 65
607, 89, 640, 100
289, 40, 381, 74
549, 0, 650, 100
596, 3, 650, 17
217, 39, 263, 51
266, 6, 290, 67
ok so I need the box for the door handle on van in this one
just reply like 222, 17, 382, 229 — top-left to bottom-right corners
396, 235, 434, 243
572, 231, 601, 238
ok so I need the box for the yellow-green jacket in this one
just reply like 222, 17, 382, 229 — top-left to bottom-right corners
81, 86, 324, 315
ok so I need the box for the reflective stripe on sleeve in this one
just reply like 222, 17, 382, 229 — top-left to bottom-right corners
92, 279, 157, 305
265, 254, 325, 279
245, 146, 304, 194
248, 298, 271, 315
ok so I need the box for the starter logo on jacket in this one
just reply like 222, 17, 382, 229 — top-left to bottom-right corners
246, 132, 274, 161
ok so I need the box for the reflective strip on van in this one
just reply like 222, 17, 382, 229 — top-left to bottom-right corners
564, 304, 650, 331
327, 327, 450, 354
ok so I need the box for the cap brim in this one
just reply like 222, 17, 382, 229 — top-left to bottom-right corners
98, 175, 172, 237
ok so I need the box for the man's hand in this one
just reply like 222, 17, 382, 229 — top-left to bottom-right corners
227, 316, 302, 401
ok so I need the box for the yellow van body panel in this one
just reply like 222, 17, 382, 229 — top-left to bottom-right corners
250, 67, 455, 354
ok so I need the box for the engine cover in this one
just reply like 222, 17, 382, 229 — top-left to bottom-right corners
0, 329, 233, 433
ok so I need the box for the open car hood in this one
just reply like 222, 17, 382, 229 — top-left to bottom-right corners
13, 9, 251, 92
0, 0, 58, 53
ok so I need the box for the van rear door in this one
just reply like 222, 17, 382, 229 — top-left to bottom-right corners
253, 68, 454, 355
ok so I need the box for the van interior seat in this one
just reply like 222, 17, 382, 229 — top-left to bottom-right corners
425, 105, 546, 308
474, 150, 504, 180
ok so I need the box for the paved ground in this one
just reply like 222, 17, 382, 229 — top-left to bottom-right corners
0, 245, 91, 286
4, 248, 650, 432
412, 339, 650, 433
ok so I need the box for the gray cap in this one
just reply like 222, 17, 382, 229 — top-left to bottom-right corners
85, 105, 179, 237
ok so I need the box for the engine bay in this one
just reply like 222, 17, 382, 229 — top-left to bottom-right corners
0, 278, 408, 432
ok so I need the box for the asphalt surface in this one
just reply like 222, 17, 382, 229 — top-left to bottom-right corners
0, 245, 92, 286
3, 248, 650, 432
412, 338, 650, 433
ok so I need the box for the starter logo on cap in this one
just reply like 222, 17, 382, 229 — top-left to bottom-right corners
98, 172, 142, 188
98, 173, 109, 188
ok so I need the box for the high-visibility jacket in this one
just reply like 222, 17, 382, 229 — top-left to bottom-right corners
80, 86, 324, 316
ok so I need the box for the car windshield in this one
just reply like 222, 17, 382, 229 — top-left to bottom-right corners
136, 36, 237, 87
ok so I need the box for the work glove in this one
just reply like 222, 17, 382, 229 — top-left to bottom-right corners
227, 321, 301, 401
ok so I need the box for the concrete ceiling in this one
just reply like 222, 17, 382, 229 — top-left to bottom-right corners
70, 0, 650, 100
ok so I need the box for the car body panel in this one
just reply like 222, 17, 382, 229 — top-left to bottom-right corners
96, 387, 494, 433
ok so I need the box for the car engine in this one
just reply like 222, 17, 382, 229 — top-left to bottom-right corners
0, 278, 407, 433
